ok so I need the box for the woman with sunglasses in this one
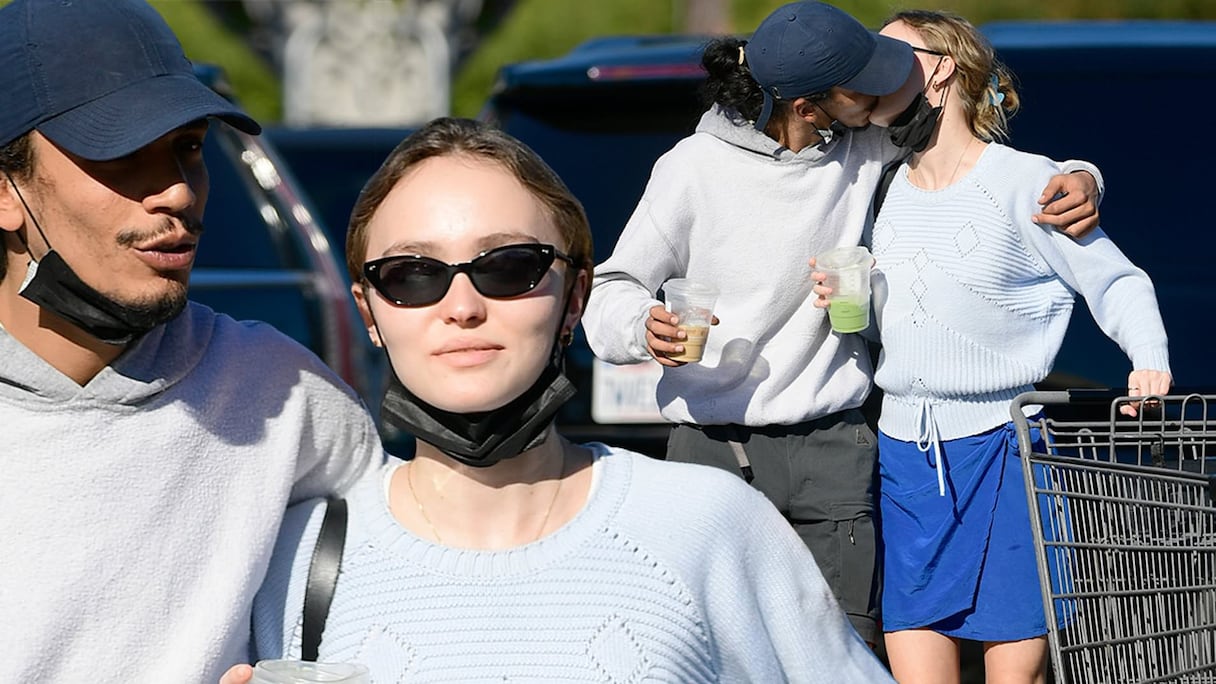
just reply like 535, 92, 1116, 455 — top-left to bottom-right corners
815, 11, 1171, 683
227, 118, 894, 682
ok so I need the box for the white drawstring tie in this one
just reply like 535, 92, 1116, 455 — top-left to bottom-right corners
916, 397, 947, 497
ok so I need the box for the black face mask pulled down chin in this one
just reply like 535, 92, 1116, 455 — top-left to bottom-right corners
379, 351, 577, 468
18, 251, 174, 345
887, 92, 942, 154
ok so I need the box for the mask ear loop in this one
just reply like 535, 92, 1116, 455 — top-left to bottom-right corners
553, 262, 587, 367
3, 171, 53, 257
361, 280, 388, 357
924, 54, 947, 103
813, 108, 836, 146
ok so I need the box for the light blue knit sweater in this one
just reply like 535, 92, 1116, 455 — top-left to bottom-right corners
869, 142, 1170, 442
252, 445, 894, 682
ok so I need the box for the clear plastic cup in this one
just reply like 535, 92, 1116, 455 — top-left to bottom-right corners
816, 246, 872, 334
251, 660, 370, 684
662, 278, 718, 363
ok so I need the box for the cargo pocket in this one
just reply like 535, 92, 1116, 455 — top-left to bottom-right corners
829, 501, 879, 640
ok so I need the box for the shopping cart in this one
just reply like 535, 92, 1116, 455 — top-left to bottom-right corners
1011, 390, 1216, 684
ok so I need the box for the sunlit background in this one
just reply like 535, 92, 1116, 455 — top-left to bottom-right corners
112, 0, 1216, 124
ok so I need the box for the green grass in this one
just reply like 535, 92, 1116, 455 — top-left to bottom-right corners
0, 0, 281, 122
453, 0, 683, 117
150, 0, 281, 122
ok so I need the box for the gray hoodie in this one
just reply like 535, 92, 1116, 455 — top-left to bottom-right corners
1, 302, 383, 683
583, 106, 902, 426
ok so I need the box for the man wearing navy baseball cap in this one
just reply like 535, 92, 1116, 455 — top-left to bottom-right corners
745, 0, 914, 130
584, 0, 1104, 649
0, 0, 261, 163
0, 2, 382, 681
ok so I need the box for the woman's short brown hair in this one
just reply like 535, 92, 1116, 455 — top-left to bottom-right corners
345, 118, 593, 302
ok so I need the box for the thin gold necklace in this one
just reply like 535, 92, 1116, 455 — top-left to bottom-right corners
946, 137, 975, 186
913, 136, 974, 190
407, 454, 568, 546
406, 462, 445, 543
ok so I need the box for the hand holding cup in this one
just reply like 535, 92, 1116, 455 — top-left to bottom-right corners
810, 247, 873, 334
645, 279, 718, 365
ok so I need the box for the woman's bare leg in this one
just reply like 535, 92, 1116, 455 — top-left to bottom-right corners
983, 636, 1047, 684
885, 629, 961, 684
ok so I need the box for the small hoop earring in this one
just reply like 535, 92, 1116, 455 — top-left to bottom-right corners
560, 330, 574, 348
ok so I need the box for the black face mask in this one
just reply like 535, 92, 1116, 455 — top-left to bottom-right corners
887, 91, 942, 154
887, 54, 949, 154
379, 339, 577, 468
7, 172, 184, 345
18, 249, 180, 346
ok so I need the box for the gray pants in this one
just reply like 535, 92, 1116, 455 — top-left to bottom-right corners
667, 409, 880, 643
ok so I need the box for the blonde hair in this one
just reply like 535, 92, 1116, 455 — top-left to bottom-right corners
885, 10, 1020, 142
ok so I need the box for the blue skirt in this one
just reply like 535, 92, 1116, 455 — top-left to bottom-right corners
879, 421, 1051, 641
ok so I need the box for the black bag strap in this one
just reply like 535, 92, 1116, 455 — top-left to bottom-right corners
872, 160, 901, 218
302, 497, 348, 661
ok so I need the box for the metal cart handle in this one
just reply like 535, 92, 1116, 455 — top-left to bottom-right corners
1010, 387, 1213, 462
1011, 391, 1072, 459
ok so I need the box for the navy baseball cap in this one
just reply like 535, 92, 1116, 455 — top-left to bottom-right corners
0, 0, 261, 161
747, 2, 912, 128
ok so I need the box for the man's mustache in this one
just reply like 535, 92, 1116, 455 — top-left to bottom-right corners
115, 216, 205, 247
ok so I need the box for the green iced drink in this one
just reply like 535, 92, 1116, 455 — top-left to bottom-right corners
828, 299, 869, 333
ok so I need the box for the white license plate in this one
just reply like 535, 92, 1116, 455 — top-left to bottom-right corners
591, 358, 667, 424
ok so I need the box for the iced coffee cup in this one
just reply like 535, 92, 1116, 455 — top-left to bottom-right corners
662, 278, 718, 363
816, 246, 873, 334
251, 660, 370, 684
